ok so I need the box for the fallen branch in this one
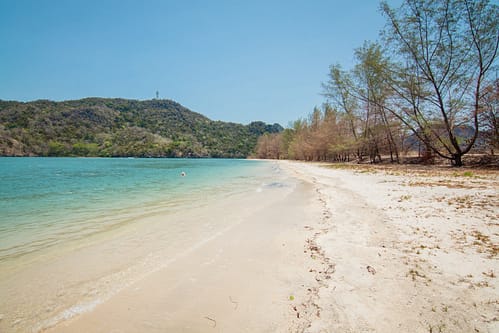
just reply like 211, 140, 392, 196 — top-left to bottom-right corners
204, 316, 217, 328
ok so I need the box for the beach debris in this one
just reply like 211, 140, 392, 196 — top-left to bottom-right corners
367, 265, 377, 275
229, 296, 239, 310
289, 295, 295, 301
204, 316, 216, 328
291, 305, 300, 318
482, 270, 495, 278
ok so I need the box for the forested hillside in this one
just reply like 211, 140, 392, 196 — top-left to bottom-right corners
0, 98, 282, 158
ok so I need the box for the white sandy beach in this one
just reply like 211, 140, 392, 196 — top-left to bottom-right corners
1, 160, 498, 332
284, 161, 498, 333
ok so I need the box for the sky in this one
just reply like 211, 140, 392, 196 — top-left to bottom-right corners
0, 0, 402, 126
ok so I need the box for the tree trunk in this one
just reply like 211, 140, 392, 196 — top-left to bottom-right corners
452, 153, 463, 167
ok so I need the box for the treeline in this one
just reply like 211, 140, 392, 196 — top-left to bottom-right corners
256, 0, 498, 166
0, 98, 283, 158
256, 103, 405, 163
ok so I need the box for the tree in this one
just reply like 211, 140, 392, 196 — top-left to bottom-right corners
323, 45, 403, 163
381, 0, 499, 166
480, 78, 499, 154
353, 41, 401, 163
322, 65, 361, 158
255, 133, 282, 159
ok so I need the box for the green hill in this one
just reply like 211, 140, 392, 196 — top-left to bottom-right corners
0, 98, 282, 158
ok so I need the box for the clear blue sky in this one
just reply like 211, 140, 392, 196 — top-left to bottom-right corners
0, 0, 401, 126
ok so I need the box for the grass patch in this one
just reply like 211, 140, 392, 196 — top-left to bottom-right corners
407, 268, 427, 281
398, 194, 412, 202
471, 230, 499, 258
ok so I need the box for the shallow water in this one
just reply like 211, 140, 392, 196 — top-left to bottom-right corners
0, 157, 293, 332
0, 158, 272, 262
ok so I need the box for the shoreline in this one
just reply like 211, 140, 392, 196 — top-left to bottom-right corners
2, 160, 306, 332
46, 162, 317, 332
1, 160, 497, 332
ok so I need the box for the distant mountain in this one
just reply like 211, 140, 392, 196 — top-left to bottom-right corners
0, 98, 283, 158
403, 125, 483, 151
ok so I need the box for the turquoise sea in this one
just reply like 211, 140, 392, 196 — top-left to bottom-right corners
0, 157, 273, 264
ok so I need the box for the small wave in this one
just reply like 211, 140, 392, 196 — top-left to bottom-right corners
263, 182, 288, 188
34, 298, 103, 332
